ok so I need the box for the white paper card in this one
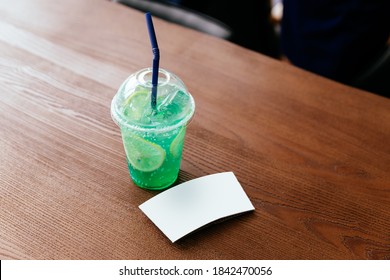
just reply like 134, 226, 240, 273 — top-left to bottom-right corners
139, 172, 255, 242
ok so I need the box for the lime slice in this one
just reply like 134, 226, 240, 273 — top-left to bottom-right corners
124, 134, 166, 172
170, 127, 186, 158
123, 88, 150, 120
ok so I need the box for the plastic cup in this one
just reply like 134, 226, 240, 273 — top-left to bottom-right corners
111, 68, 195, 190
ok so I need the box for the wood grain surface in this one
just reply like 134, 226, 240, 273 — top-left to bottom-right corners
0, 0, 389, 259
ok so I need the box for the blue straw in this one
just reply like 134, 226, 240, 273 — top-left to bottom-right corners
145, 12, 160, 110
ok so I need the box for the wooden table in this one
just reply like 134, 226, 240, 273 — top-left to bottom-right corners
1, 0, 389, 260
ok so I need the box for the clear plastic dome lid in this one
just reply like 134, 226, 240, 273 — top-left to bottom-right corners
111, 68, 195, 132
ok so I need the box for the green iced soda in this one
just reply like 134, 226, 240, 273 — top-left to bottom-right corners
111, 68, 195, 190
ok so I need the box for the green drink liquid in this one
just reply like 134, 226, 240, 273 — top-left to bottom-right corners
122, 125, 186, 189
111, 69, 195, 190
